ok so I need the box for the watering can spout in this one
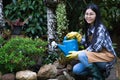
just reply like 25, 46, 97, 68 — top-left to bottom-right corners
57, 37, 79, 56
57, 44, 67, 55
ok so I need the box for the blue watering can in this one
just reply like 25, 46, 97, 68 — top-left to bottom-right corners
57, 36, 79, 56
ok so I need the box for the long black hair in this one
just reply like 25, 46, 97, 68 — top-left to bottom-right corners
83, 3, 102, 47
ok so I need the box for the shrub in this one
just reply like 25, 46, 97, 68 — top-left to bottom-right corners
0, 36, 6, 47
42, 52, 59, 64
0, 36, 47, 73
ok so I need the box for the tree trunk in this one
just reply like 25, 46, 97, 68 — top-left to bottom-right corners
0, 0, 4, 35
47, 8, 58, 53
47, 7, 58, 53
44, 0, 60, 53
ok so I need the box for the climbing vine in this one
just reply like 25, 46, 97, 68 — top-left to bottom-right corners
56, 2, 69, 41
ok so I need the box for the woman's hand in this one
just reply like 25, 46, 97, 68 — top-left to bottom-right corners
66, 51, 83, 60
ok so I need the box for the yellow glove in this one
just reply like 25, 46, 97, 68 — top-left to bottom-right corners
66, 51, 81, 60
66, 32, 82, 43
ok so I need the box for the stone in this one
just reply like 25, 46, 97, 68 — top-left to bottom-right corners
38, 63, 58, 78
1, 73, 15, 80
16, 70, 37, 80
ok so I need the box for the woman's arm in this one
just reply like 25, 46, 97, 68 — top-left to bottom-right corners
86, 25, 106, 52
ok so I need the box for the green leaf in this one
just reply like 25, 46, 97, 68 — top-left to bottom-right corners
12, 0, 17, 5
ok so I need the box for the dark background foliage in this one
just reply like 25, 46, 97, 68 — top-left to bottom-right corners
3, 0, 47, 38
3, 0, 120, 57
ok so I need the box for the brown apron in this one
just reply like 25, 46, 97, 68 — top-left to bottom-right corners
85, 35, 115, 63
85, 49, 114, 63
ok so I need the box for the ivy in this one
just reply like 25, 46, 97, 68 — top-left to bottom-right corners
56, 2, 69, 41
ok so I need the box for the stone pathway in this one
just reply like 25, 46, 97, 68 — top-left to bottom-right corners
106, 66, 118, 80
106, 58, 120, 80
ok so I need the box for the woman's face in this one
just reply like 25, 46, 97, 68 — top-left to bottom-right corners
84, 8, 96, 25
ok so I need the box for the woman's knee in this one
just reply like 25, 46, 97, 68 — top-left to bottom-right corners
73, 63, 85, 75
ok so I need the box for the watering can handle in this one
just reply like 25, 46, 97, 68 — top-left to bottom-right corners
64, 36, 67, 40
